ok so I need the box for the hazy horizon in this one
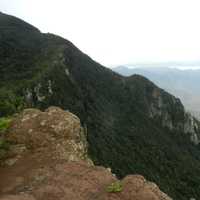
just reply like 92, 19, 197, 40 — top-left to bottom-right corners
1, 0, 200, 68
112, 62, 200, 70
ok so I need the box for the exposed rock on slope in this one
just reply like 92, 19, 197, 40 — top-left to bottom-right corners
0, 107, 171, 200
3, 106, 91, 165
0, 162, 172, 200
113, 65, 200, 120
126, 75, 200, 144
184, 113, 200, 145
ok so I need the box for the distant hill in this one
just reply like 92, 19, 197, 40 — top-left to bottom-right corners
113, 66, 200, 119
1, 12, 200, 199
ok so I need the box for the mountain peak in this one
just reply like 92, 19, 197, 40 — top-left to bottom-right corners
0, 12, 40, 32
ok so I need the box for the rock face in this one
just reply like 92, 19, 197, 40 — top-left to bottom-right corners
0, 107, 171, 200
184, 113, 200, 145
149, 87, 200, 144
0, 162, 172, 200
113, 65, 200, 121
4, 106, 91, 165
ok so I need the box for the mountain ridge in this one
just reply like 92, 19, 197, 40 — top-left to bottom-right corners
1, 12, 200, 199
113, 65, 200, 119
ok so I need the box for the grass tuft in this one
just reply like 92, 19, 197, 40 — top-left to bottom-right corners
0, 117, 12, 133
106, 181, 123, 193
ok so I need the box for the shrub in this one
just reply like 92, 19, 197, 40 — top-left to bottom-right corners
0, 117, 12, 133
0, 88, 24, 117
0, 138, 10, 160
106, 181, 123, 193
0, 117, 11, 161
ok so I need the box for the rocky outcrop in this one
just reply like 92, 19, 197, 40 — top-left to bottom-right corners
183, 113, 200, 145
0, 161, 172, 200
149, 87, 200, 144
0, 107, 171, 200
3, 106, 92, 166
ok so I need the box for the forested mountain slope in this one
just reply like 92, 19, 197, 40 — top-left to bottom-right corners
113, 65, 200, 119
1, 12, 200, 199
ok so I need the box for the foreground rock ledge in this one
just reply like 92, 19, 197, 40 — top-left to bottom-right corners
0, 107, 172, 200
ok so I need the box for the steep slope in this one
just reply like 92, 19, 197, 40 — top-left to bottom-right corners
113, 66, 200, 119
1, 12, 200, 199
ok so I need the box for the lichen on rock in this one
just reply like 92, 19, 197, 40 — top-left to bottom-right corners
4, 106, 92, 164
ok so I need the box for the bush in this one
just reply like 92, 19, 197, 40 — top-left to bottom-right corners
0, 88, 24, 117
0, 138, 10, 160
106, 181, 123, 193
0, 117, 11, 161
0, 117, 12, 133
0, 139, 9, 150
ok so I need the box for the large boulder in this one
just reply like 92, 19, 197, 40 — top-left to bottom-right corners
4, 106, 91, 165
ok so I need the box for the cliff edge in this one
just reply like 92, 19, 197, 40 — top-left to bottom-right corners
0, 107, 171, 200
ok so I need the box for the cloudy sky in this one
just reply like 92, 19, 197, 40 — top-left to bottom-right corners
1, 0, 200, 67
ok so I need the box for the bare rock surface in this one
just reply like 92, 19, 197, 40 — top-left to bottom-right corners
4, 106, 91, 164
0, 160, 172, 200
0, 107, 172, 200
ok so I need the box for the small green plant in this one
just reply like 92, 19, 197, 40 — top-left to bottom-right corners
106, 181, 123, 193
0, 117, 11, 161
0, 88, 24, 117
0, 139, 9, 150
0, 138, 10, 160
0, 117, 12, 133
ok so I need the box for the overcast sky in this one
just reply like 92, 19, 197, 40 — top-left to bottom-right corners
1, 0, 200, 67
